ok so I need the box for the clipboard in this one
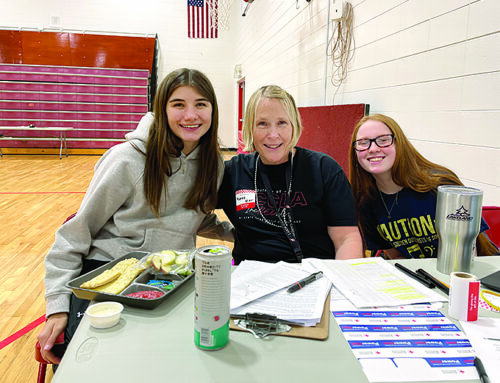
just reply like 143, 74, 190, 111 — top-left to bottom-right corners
229, 292, 330, 340
481, 270, 500, 293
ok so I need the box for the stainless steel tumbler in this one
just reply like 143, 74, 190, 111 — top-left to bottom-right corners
435, 186, 483, 274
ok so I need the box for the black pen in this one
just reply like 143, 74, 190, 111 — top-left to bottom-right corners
394, 263, 436, 289
415, 268, 450, 295
474, 356, 489, 383
287, 271, 323, 293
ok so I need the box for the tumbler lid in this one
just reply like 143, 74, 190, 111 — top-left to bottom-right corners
437, 185, 483, 195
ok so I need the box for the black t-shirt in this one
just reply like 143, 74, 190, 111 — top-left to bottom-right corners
217, 147, 358, 264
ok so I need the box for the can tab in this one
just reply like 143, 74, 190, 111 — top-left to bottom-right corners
233, 313, 295, 339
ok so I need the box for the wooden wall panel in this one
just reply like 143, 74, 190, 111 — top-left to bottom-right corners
0, 30, 22, 63
0, 30, 155, 71
22, 31, 71, 65
67, 33, 155, 70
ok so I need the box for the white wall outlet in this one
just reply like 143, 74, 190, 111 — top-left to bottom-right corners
331, 0, 344, 21
50, 15, 61, 27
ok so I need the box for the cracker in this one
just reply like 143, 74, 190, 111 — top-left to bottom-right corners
112, 258, 139, 273
79, 258, 141, 291
80, 269, 121, 289
94, 263, 146, 295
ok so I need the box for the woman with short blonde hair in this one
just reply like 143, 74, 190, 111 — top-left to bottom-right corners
241, 85, 302, 153
218, 85, 363, 264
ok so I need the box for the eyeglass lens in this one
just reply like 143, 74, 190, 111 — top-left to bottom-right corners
354, 134, 394, 151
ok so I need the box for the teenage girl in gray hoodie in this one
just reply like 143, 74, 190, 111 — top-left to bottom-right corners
37, 68, 233, 364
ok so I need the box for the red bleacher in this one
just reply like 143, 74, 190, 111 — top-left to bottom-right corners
0, 63, 149, 149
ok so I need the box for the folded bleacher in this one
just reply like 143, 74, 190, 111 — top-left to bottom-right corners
0, 63, 149, 149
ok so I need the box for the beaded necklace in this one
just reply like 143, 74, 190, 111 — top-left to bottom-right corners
253, 152, 303, 260
253, 153, 294, 229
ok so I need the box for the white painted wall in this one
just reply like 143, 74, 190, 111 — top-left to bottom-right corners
1, 0, 498, 204
232, 0, 499, 204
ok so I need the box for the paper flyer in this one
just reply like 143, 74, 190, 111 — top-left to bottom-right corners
331, 293, 479, 382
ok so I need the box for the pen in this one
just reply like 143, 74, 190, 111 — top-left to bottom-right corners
394, 263, 436, 289
474, 356, 489, 383
287, 271, 323, 293
415, 268, 450, 295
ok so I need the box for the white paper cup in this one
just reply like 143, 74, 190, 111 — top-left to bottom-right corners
448, 272, 479, 321
86, 301, 124, 329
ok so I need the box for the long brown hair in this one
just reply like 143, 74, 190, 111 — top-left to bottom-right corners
144, 68, 221, 216
348, 113, 498, 256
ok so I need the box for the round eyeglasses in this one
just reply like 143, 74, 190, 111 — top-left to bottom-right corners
353, 134, 395, 152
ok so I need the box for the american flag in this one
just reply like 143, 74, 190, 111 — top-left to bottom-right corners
187, 0, 218, 39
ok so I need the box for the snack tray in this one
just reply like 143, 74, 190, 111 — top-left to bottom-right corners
66, 251, 194, 310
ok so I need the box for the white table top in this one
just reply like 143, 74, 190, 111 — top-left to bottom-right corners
52, 257, 500, 383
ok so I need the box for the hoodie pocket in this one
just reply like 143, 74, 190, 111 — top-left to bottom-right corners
120, 228, 196, 253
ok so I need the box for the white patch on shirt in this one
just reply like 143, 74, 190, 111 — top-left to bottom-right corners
236, 189, 256, 211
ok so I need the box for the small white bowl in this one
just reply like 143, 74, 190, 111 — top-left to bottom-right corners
86, 301, 124, 329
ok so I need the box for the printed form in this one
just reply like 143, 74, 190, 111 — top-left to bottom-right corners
230, 260, 330, 326
304, 257, 446, 308
231, 275, 330, 326
230, 260, 315, 309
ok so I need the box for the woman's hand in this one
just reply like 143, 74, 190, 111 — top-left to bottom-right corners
328, 226, 364, 259
37, 312, 68, 364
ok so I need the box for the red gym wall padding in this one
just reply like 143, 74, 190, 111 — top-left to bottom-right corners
297, 104, 368, 175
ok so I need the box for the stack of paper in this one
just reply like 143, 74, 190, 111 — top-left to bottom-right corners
230, 260, 331, 326
303, 258, 482, 382
303, 257, 447, 308
327, 283, 478, 382
461, 318, 500, 383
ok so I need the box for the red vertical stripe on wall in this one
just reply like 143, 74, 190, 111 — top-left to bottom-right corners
297, 104, 367, 176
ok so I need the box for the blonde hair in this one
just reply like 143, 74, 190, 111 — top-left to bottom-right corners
242, 85, 302, 152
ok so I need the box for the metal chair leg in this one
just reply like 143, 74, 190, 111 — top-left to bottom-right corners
37, 362, 47, 383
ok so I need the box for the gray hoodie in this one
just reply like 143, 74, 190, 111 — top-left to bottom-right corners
44, 113, 233, 316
